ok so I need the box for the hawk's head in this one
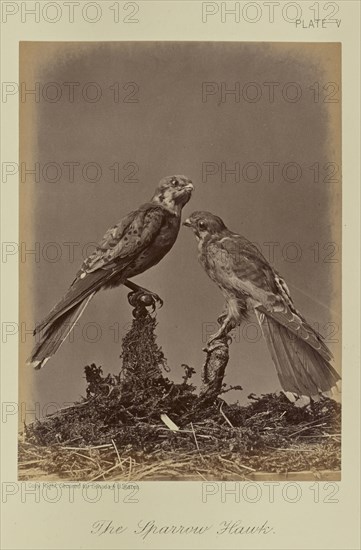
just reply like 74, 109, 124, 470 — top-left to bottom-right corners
152, 175, 194, 212
183, 211, 227, 241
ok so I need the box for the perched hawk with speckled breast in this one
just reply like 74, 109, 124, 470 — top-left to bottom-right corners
29, 175, 193, 369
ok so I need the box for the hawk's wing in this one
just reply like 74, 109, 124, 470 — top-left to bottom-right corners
217, 234, 279, 294
217, 234, 332, 361
34, 205, 166, 334
78, 205, 165, 274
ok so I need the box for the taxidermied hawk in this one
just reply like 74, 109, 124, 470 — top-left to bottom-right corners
184, 211, 340, 398
28, 175, 193, 369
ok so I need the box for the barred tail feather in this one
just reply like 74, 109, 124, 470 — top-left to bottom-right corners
256, 311, 340, 398
27, 293, 95, 370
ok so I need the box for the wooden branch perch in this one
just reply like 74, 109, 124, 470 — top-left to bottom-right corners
200, 335, 230, 399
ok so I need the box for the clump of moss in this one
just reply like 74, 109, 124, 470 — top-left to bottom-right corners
19, 310, 341, 481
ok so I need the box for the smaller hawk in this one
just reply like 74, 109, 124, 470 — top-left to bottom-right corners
184, 211, 340, 398
28, 175, 193, 370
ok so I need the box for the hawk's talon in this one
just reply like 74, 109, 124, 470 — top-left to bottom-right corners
203, 341, 226, 353
127, 289, 163, 312
205, 332, 232, 349
154, 294, 163, 308
208, 314, 236, 344
217, 312, 228, 325
207, 329, 226, 345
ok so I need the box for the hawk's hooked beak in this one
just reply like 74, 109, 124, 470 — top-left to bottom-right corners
183, 218, 192, 227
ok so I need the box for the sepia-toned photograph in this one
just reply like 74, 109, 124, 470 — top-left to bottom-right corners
18, 41, 342, 482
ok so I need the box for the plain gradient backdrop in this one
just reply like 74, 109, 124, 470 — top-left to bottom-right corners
19, 42, 341, 412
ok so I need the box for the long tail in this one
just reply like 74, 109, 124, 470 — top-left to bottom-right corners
27, 293, 95, 370
256, 311, 341, 398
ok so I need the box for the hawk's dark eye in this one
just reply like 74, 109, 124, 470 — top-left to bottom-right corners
198, 221, 206, 230
171, 178, 179, 186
